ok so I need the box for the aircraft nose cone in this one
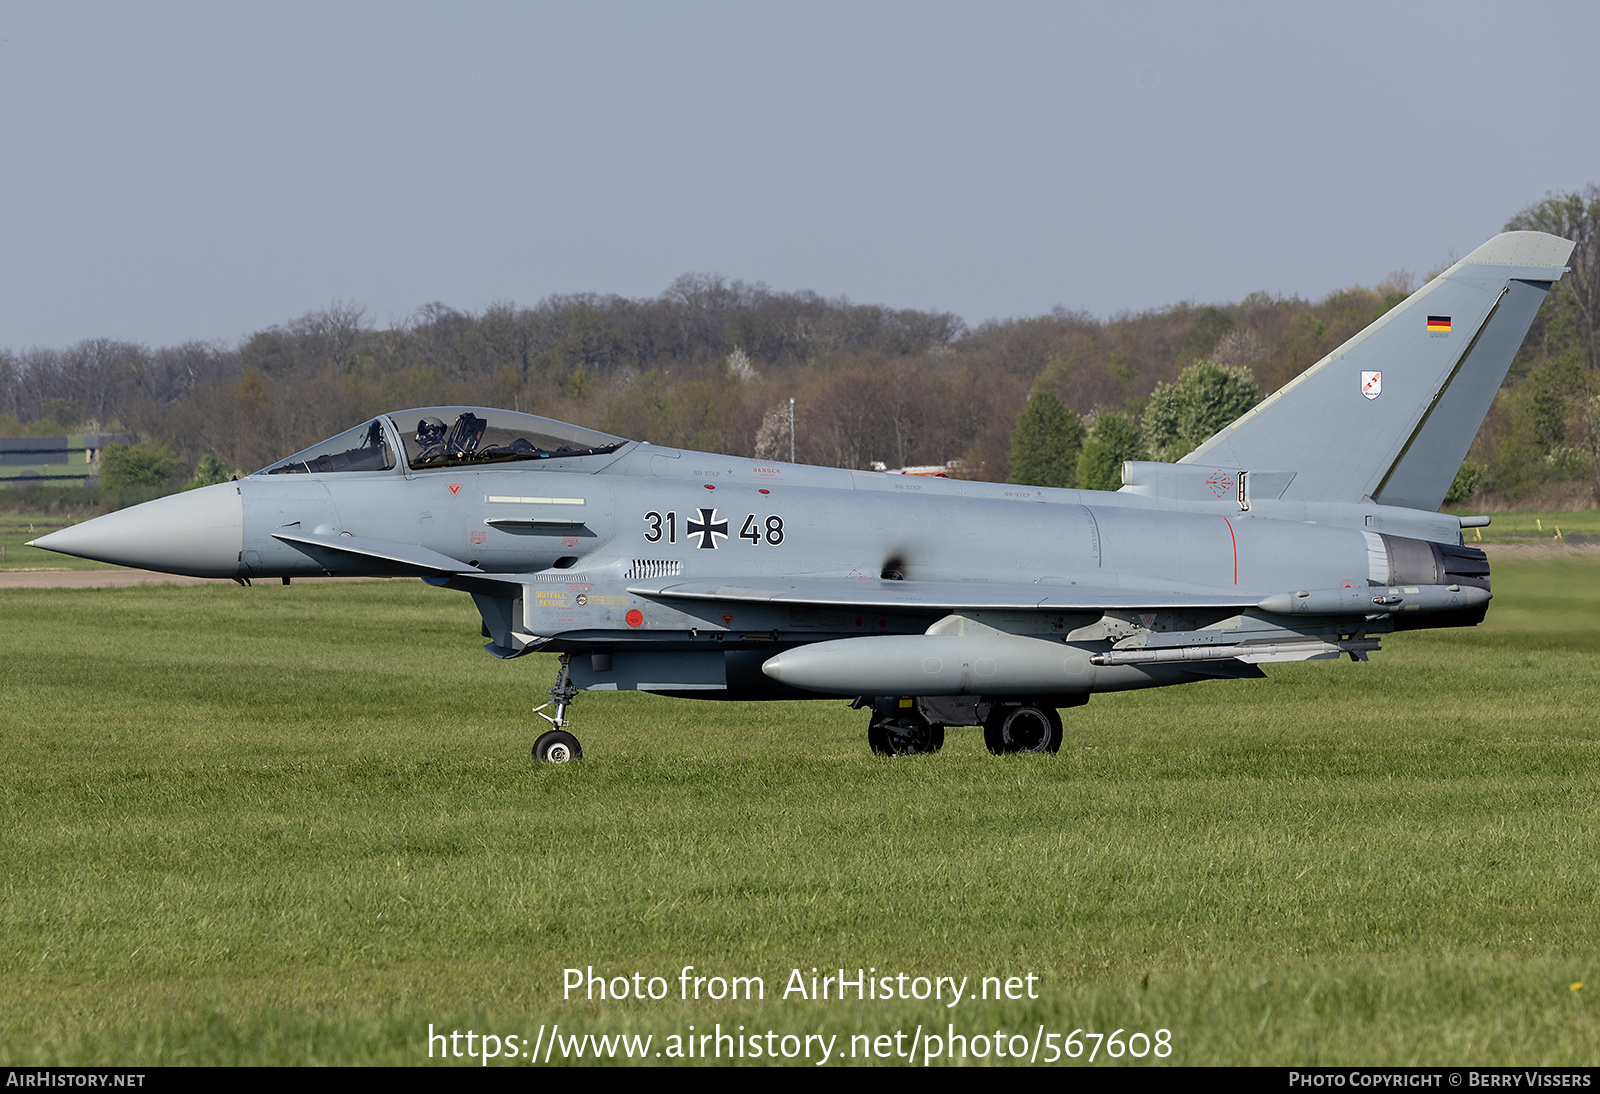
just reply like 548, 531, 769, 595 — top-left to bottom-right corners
29, 482, 244, 578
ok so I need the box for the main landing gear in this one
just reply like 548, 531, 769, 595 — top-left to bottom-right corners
532, 653, 583, 763
981, 703, 1063, 755
861, 697, 1069, 756
864, 696, 945, 756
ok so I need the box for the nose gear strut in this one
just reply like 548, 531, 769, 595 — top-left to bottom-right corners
532, 653, 583, 763
534, 653, 577, 728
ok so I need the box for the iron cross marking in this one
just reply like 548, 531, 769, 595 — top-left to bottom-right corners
687, 507, 729, 549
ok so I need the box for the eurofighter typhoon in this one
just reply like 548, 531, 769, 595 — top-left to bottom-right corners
33, 232, 1575, 761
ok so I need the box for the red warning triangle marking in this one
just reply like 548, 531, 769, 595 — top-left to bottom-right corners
448, 484, 461, 495
722, 614, 734, 625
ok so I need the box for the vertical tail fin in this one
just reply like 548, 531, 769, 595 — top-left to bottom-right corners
1182, 231, 1575, 508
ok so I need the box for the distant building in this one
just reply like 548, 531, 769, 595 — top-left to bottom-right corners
867, 460, 965, 478
0, 434, 135, 488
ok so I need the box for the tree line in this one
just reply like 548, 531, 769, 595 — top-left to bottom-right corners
2, 188, 1596, 508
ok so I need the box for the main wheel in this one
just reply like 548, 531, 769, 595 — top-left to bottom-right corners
533, 729, 583, 763
983, 704, 1062, 755
867, 717, 945, 756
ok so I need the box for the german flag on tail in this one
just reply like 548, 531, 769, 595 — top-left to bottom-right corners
1427, 315, 1451, 332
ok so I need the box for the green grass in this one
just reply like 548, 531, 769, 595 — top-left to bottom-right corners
1458, 507, 1600, 545
1, 560, 1598, 1065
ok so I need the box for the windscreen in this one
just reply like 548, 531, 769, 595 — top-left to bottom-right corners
262, 419, 396, 475
389, 407, 628, 471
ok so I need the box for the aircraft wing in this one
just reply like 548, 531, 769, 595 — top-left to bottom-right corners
625, 576, 1260, 613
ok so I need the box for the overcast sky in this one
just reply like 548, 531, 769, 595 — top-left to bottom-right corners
3, 1, 1597, 350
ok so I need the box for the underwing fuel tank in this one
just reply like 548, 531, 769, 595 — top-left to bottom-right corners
761, 630, 1099, 697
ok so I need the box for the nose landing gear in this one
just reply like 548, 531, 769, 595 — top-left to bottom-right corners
533, 728, 582, 763
532, 654, 583, 763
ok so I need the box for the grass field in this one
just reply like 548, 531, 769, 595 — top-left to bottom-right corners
1453, 508, 1600, 545
2, 556, 1599, 1066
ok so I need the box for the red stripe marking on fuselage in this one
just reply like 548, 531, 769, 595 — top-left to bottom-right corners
1223, 516, 1237, 585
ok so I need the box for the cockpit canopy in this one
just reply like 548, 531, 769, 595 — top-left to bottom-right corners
263, 419, 395, 475
260, 407, 628, 476
391, 407, 627, 470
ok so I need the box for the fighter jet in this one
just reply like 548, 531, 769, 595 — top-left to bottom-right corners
32, 231, 1575, 762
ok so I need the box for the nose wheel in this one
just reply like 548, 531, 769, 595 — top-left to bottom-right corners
533, 729, 582, 763
532, 654, 583, 763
